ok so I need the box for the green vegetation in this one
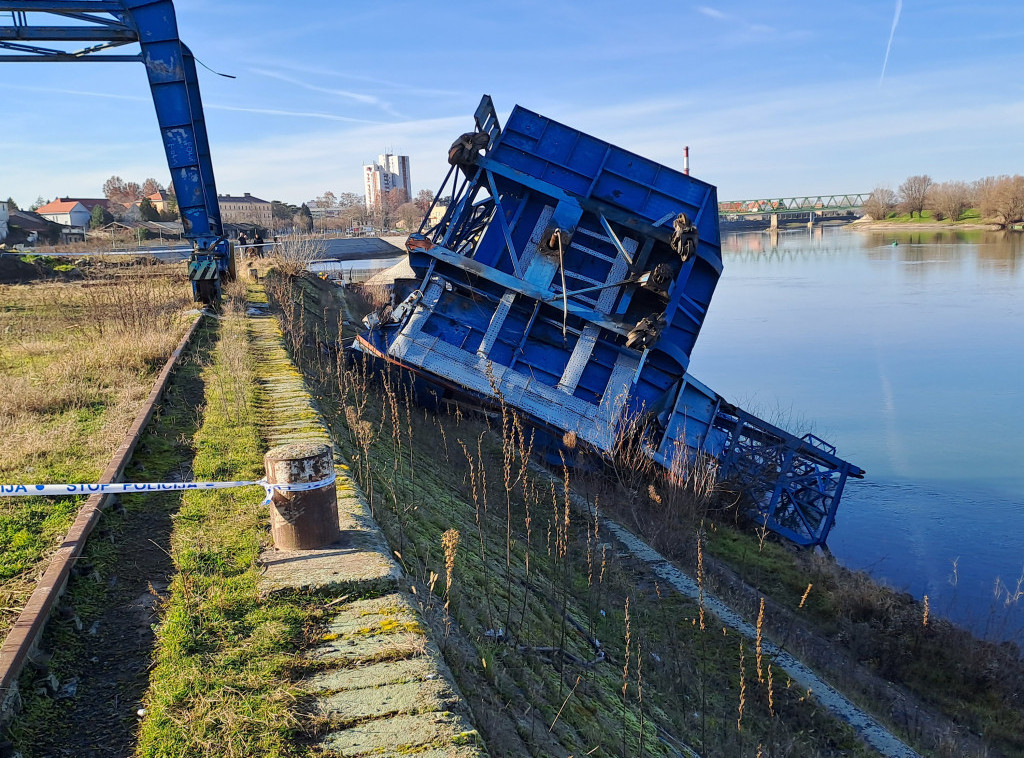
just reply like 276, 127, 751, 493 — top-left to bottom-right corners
136, 289, 317, 757
0, 268, 194, 637
9, 317, 214, 754
266, 273, 875, 757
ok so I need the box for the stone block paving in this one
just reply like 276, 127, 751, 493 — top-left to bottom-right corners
251, 290, 487, 757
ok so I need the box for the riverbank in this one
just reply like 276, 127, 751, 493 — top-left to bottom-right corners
845, 217, 1003, 232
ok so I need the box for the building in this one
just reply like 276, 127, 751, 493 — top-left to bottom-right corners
35, 198, 91, 229
144, 190, 173, 213
217, 193, 272, 227
426, 198, 451, 228
0, 200, 8, 242
363, 153, 411, 210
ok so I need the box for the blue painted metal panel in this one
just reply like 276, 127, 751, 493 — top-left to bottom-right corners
357, 96, 862, 547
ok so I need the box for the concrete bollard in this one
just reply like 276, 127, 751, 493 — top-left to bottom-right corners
264, 442, 341, 550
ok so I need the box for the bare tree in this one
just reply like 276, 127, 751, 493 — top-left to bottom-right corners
977, 175, 1024, 228
863, 186, 898, 221
414, 188, 435, 212
898, 175, 932, 218
396, 201, 423, 230
315, 190, 338, 208
928, 181, 971, 222
103, 175, 128, 203
141, 178, 164, 197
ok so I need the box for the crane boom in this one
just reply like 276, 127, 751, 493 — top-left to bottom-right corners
1, 0, 233, 301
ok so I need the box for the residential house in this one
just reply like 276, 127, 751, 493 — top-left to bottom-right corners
35, 198, 91, 229
217, 192, 272, 227
144, 190, 173, 214
427, 198, 451, 228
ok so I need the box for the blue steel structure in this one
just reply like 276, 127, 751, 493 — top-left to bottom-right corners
0, 0, 233, 302
356, 96, 863, 547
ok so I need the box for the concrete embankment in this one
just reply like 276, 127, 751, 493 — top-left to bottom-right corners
248, 293, 487, 757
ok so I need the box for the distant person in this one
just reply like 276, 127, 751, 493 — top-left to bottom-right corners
252, 229, 265, 258
237, 230, 248, 255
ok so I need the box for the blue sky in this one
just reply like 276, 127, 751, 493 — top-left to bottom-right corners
3, 1, 1024, 208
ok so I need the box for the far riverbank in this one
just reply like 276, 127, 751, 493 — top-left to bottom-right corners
846, 217, 1003, 231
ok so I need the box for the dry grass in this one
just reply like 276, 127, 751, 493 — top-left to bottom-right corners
0, 263, 197, 634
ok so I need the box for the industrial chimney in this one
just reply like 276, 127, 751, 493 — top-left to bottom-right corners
683, 146, 690, 176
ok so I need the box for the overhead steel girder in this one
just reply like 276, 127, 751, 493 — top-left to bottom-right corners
0, 26, 136, 40
0, 0, 223, 244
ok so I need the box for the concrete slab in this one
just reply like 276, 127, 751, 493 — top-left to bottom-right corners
303, 656, 440, 693
317, 711, 481, 757
313, 678, 462, 723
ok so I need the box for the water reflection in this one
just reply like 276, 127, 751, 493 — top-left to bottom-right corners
694, 226, 1024, 643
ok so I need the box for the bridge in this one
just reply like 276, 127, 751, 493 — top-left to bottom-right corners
719, 193, 870, 215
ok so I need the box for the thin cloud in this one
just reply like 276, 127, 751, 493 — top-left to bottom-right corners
880, 0, 903, 86
695, 6, 775, 36
0, 82, 147, 102
696, 6, 727, 20
249, 68, 405, 118
244, 58, 465, 99
207, 103, 383, 124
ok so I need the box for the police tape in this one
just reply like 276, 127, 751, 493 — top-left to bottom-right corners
0, 474, 337, 505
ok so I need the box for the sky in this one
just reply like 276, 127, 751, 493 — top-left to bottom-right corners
3, 0, 1024, 209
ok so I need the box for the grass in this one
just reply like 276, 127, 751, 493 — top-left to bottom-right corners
266, 272, 878, 757
7, 312, 214, 755
0, 265, 196, 637
135, 284, 320, 757
873, 208, 985, 224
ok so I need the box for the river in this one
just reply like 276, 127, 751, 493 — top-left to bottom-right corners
688, 225, 1024, 644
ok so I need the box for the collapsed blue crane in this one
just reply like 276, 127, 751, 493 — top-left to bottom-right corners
356, 96, 864, 547
0, 0, 233, 302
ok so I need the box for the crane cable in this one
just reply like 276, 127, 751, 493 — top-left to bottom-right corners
556, 229, 568, 337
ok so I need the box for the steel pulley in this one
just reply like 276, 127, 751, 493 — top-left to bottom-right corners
670, 212, 697, 261
625, 314, 665, 351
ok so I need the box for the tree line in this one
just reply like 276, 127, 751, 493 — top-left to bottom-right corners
295, 188, 439, 233
864, 175, 1024, 227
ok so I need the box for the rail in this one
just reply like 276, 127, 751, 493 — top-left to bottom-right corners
0, 313, 203, 720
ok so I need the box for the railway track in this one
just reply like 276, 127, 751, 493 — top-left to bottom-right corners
0, 313, 204, 722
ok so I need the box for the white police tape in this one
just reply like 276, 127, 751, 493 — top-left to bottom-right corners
0, 474, 337, 505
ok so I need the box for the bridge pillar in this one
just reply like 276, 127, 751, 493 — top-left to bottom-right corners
769, 213, 778, 231
807, 211, 817, 229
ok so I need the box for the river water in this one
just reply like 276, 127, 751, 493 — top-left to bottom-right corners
688, 225, 1024, 644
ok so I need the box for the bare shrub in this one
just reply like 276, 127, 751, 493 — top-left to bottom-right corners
271, 236, 327, 276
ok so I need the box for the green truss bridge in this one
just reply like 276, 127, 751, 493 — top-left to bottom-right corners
719, 193, 870, 216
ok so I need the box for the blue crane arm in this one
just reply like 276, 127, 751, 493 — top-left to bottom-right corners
0, 0, 223, 246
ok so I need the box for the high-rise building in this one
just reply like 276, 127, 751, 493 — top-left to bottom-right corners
363, 152, 411, 210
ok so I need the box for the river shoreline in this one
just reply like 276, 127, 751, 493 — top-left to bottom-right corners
845, 218, 1003, 231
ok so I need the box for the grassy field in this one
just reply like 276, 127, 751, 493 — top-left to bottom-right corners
870, 208, 985, 224
0, 264, 196, 637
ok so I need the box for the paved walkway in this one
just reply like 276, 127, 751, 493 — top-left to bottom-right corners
249, 289, 487, 757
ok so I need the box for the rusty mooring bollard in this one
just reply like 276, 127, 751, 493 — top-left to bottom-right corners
264, 442, 341, 550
